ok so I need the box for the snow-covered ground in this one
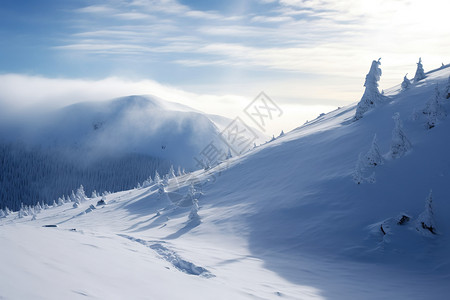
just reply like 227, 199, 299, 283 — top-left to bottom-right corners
1, 66, 450, 299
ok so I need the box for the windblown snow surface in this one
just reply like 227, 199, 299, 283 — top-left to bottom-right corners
1, 66, 450, 299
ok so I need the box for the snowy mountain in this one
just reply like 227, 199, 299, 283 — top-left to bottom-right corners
0, 95, 267, 210
1, 65, 450, 299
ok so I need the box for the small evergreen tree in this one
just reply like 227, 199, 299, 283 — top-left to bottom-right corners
354, 58, 385, 120
401, 73, 411, 90
423, 84, 446, 129
35, 202, 42, 213
154, 171, 161, 184
352, 153, 365, 185
279, 130, 285, 137
91, 190, 98, 198
413, 57, 426, 82
352, 153, 375, 184
18, 204, 25, 218
70, 190, 77, 202
177, 166, 183, 177
0, 209, 5, 218
76, 185, 87, 203
364, 134, 384, 167
57, 197, 64, 206
417, 190, 436, 234
389, 113, 411, 159
168, 165, 176, 179
188, 198, 200, 221
142, 176, 153, 188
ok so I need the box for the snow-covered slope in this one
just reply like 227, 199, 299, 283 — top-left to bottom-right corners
1, 66, 450, 299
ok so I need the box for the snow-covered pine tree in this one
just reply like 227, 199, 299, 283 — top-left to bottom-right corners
279, 130, 285, 137
389, 113, 411, 159
364, 134, 384, 167
18, 204, 26, 218
35, 202, 42, 213
154, 171, 161, 184
417, 190, 436, 234
168, 165, 176, 179
352, 153, 375, 184
352, 153, 365, 185
91, 190, 98, 198
188, 198, 200, 221
0, 209, 5, 218
57, 197, 64, 206
354, 58, 385, 120
70, 190, 77, 203
401, 73, 411, 91
76, 185, 87, 203
141, 176, 153, 188
413, 58, 426, 83
177, 166, 183, 177
423, 84, 446, 129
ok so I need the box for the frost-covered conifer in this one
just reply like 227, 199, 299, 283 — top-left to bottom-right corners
168, 165, 176, 179
423, 84, 446, 129
364, 134, 384, 167
177, 166, 183, 177
76, 185, 87, 202
141, 176, 153, 188
352, 153, 364, 185
0, 209, 5, 218
52, 200, 58, 208
154, 171, 161, 184
70, 190, 77, 203
91, 190, 98, 198
35, 202, 42, 213
413, 57, 426, 82
401, 73, 411, 91
354, 59, 385, 120
389, 113, 411, 159
18, 204, 25, 218
279, 130, 285, 137
417, 190, 436, 234
188, 198, 200, 221
352, 153, 375, 184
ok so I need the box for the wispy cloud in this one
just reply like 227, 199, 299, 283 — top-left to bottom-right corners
63, 0, 449, 77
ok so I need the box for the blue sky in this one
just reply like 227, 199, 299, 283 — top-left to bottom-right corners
1, 0, 449, 134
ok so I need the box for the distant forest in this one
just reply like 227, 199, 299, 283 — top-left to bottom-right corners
0, 143, 171, 210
